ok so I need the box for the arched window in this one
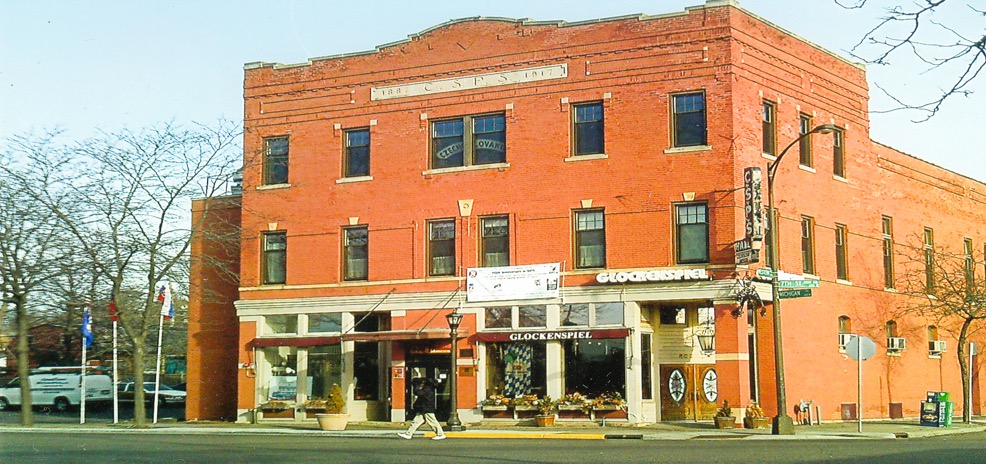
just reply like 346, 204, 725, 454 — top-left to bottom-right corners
838, 316, 852, 334
928, 325, 939, 341
886, 320, 898, 338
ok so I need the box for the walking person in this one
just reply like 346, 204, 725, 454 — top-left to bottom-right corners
398, 378, 447, 440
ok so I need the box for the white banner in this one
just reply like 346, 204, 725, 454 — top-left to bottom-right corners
466, 263, 560, 302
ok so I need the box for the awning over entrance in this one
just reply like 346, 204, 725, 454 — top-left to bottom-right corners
343, 329, 456, 342
247, 336, 340, 348
474, 328, 631, 343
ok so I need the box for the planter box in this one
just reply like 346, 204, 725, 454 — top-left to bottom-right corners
261, 409, 294, 419
513, 406, 538, 418
714, 416, 738, 429
744, 417, 770, 429
558, 405, 590, 420
481, 405, 512, 419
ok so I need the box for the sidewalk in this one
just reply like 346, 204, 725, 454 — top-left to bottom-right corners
4, 417, 985, 440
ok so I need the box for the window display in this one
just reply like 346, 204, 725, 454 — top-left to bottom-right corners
563, 339, 625, 397
486, 342, 546, 398
308, 345, 342, 400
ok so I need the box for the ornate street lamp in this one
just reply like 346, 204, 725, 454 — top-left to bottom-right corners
695, 327, 716, 356
765, 123, 838, 435
445, 310, 466, 431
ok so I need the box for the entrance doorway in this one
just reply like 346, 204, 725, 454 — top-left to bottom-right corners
659, 364, 718, 421
404, 353, 451, 421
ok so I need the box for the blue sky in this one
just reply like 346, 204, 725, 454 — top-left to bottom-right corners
2, 0, 983, 181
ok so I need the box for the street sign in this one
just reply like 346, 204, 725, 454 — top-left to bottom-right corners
776, 279, 820, 288
756, 268, 774, 279
778, 289, 812, 299
734, 239, 760, 265
845, 335, 876, 361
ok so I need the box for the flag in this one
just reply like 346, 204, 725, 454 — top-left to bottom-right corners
81, 306, 93, 348
108, 293, 118, 322
157, 282, 174, 321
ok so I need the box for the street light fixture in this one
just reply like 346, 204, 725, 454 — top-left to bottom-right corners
766, 123, 838, 435
445, 310, 466, 431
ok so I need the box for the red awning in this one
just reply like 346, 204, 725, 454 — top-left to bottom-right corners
247, 336, 340, 348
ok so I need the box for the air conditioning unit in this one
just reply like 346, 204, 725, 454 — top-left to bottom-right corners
887, 337, 906, 351
929, 340, 947, 354
838, 333, 854, 349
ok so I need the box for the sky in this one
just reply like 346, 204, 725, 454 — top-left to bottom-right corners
2, 0, 983, 182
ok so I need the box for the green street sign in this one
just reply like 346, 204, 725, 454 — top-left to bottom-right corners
777, 279, 820, 288
779, 288, 812, 299
756, 268, 775, 279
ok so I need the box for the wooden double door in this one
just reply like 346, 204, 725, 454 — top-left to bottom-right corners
659, 364, 718, 421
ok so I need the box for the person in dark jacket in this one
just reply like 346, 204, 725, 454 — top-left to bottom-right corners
398, 378, 446, 440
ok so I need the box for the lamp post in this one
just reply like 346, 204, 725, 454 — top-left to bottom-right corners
445, 310, 466, 431
766, 123, 838, 435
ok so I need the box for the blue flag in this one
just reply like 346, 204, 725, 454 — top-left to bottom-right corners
81, 308, 93, 348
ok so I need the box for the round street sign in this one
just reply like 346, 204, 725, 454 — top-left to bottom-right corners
845, 335, 876, 361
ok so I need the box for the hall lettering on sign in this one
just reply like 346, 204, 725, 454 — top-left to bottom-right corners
508, 331, 592, 342
595, 268, 709, 284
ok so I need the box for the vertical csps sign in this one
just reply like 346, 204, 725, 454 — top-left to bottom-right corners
744, 167, 764, 242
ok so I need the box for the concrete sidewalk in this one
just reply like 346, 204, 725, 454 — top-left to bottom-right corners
3, 418, 984, 440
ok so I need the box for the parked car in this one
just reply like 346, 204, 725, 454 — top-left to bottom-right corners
0, 369, 112, 412
117, 382, 187, 405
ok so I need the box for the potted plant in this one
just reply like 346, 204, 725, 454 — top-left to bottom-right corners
534, 395, 556, 427
714, 400, 737, 429
743, 401, 770, 429
314, 384, 349, 431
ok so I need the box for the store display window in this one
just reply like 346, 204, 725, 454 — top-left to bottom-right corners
486, 342, 546, 397
563, 339, 625, 397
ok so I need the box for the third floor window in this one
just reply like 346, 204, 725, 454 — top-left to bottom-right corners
798, 114, 812, 167
573, 102, 605, 156
762, 101, 776, 156
431, 113, 506, 169
263, 136, 289, 185
671, 92, 707, 148
344, 129, 370, 178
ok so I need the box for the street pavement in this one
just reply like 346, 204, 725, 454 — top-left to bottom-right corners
3, 416, 984, 440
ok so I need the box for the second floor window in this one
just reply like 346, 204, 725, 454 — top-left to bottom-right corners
762, 101, 776, 156
481, 216, 509, 267
798, 115, 812, 167
882, 216, 895, 289
344, 129, 370, 178
801, 216, 815, 275
428, 220, 456, 276
264, 137, 289, 185
924, 227, 935, 293
833, 128, 846, 178
344, 226, 368, 281
262, 232, 287, 285
431, 113, 506, 169
671, 92, 707, 147
575, 210, 605, 269
676, 203, 709, 264
573, 102, 604, 155
835, 223, 849, 280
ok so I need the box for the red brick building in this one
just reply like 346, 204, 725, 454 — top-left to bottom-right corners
188, 0, 986, 424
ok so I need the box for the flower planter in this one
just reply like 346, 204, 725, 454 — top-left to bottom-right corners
261, 408, 294, 419
481, 405, 512, 419
744, 417, 770, 429
557, 405, 590, 420
315, 413, 350, 431
513, 405, 538, 418
714, 416, 738, 429
534, 414, 556, 427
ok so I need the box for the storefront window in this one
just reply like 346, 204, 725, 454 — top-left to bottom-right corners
561, 304, 590, 326
641, 334, 653, 400
485, 307, 512, 329
308, 345, 342, 399
353, 342, 379, 400
595, 303, 623, 326
486, 342, 546, 397
265, 315, 298, 335
308, 314, 342, 333
263, 346, 300, 401
660, 306, 686, 325
518, 305, 546, 328
563, 339, 625, 397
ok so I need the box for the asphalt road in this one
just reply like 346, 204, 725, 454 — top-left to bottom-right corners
2, 431, 986, 464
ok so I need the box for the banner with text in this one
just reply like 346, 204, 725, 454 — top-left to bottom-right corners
467, 263, 560, 302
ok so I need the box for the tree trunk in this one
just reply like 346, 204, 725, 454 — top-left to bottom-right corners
133, 341, 146, 426
15, 297, 33, 426
958, 318, 972, 423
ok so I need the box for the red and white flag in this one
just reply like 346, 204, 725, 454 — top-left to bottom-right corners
156, 282, 174, 321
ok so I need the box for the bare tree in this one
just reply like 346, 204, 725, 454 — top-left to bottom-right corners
0, 130, 79, 426
837, 0, 986, 120
896, 235, 985, 422
2, 121, 240, 426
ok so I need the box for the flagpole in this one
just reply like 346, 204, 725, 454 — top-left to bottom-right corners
153, 312, 165, 424
80, 324, 87, 425
113, 319, 119, 424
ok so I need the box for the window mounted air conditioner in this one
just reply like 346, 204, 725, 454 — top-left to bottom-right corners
929, 340, 946, 354
838, 333, 853, 349
887, 337, 906, 351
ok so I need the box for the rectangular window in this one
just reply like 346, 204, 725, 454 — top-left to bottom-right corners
486, 342, 546, 397
344, 129, 370, 178
308, 345, 342, 400
343, 226, 369, 281
264, 315, 297, 334
262, 232, 287, 285
798, 115, 812, 167
833, 128, 846, 177
485, 307, 512, 329
671, 92, 707, 147
518, 305, 547, 328
264, 136, 289, 185
430, 113, 506, 169
307, 314, 342, 333
762, 101, 776, 156
428, 220, 456, 276
801, 216, 815, 275
835, 223, 849, 281
575, 210, 606, 269
561, 303, 590, 327
676, 203, 709, 264
594, 302, 624, 326
564, 339, 625, 398
481, 216, 509, 267
353, 342, 379, 400
660, 306, 686, 325
924, 227, 935, 293
641, 333, 653, 400
964, 238, 975, 295
882, 216, 895, 289
573, 102, 605, 155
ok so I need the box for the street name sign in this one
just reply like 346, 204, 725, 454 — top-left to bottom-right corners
776, 279, 820, 288
778, 289, 812, 299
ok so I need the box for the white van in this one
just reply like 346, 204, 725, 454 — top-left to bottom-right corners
0, 370, 113, 412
